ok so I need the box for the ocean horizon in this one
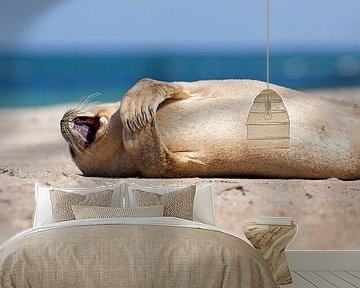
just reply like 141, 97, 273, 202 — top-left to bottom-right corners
0, 51, 359, 108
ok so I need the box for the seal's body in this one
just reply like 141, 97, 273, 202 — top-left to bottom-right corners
60, 79, 360, 179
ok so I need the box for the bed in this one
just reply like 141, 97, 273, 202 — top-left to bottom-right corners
0, 182, 277, 288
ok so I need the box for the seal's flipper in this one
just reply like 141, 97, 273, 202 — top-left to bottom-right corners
120, 78, 190, 133
123, 122, 206, 177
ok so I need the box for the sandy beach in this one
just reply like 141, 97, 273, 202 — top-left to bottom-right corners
0, 87, 359, 250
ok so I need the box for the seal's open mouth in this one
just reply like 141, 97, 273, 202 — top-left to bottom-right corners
72, 116, 100, 147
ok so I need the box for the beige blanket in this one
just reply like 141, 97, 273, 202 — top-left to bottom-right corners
0, 219, 276, 288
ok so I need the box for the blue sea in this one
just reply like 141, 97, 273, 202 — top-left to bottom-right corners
0, 52, 359, 107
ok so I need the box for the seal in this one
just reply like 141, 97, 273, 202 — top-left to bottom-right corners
60, 78, 360, 179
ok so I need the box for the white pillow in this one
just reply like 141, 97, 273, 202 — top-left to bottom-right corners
33, 181, 126, 227
72, 205, 165, 220
125, 182, 216, 226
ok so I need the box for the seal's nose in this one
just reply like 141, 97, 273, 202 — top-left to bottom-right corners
60, 110, 76, 139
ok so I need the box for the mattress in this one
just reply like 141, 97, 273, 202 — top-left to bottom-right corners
0, 217, 276, 288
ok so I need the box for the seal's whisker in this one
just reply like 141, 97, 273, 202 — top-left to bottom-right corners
73, 140, 86, 155
77, 92, 101, 111
72, 96, 86, 111
81, 100, 101, 112
65, 100, 81, 114
72, 102, 84, 113
80, 147, 92, 156
75, 93, 94, 106
74, 146, 84, 155
70, 95, 88, 112
62, 128, 83, 156
63, 103, 72, 114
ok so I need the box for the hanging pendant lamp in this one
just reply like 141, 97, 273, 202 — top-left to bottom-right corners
246, 0, 290, 149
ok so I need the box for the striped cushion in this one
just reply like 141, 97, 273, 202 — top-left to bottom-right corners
49, 189, 113, 222
72, 205, 164, 219
133, 185, 196, 220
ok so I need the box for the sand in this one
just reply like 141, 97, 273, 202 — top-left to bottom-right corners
0, 87, 359, 250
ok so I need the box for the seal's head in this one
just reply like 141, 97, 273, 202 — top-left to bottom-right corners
60, 103, 138, 177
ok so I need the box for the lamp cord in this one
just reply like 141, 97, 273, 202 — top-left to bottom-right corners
266, 0, 270, 90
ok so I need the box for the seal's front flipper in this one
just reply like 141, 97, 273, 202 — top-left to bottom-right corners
123, 122, 206, 177
120, 78, 190, 133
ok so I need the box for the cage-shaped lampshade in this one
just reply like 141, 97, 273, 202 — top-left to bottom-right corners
247, 89, 290, 149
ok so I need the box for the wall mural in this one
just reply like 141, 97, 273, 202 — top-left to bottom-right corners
0, 2, 359, 286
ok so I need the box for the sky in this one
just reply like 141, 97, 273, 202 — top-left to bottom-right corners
0, 0, 360, 53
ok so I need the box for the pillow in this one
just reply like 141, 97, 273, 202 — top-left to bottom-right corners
132, 185, 196, 220
50, 189, 113, 222
72, 205, 164, 219
33, 181, 126, 227
125, 182, 216, 226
